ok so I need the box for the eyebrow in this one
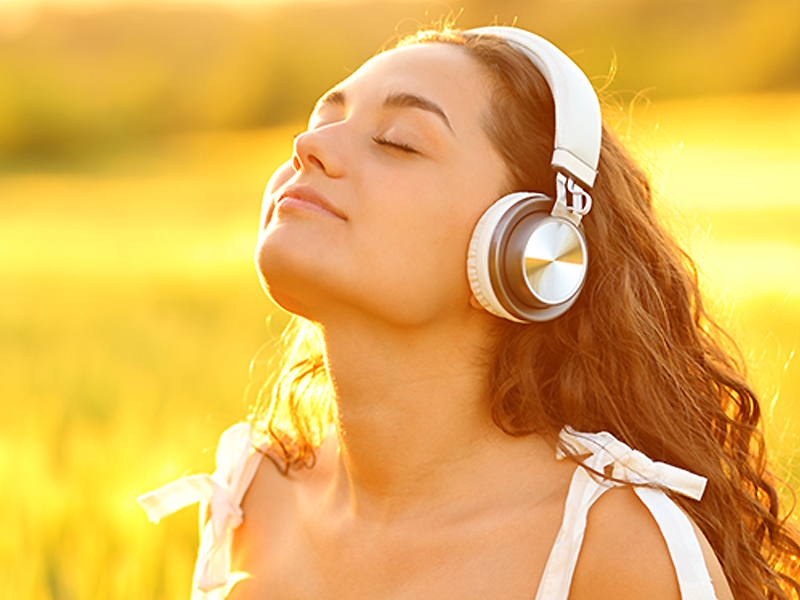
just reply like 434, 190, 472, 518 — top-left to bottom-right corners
383, 92, 453, 133
318, 88, 346, 108
316, 89, 454, 133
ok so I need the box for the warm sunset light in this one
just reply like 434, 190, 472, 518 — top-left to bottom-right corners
2, 0, 799, 597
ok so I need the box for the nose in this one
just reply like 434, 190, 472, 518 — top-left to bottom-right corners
292, 127, 345, 178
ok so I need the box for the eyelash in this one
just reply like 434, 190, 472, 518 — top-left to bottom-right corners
372, 135, 419, 155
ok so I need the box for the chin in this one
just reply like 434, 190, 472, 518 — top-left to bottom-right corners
254, 235, 324, 321
263, 285, 313, 320
256, 268, 317, 321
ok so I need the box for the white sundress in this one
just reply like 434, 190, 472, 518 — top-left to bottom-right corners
138, 423, 718, 600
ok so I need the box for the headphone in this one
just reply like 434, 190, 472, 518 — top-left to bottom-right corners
466, 27, 602, 323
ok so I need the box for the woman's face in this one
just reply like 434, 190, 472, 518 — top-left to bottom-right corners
255, 42, 509, 327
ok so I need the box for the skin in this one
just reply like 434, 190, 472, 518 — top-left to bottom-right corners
232, 43, 734, 600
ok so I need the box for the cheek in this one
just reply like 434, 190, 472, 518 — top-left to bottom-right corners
354, 177, 482, 297
375, 171, 496, 263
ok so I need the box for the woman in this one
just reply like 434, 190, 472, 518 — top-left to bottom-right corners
139, 26, 800, 599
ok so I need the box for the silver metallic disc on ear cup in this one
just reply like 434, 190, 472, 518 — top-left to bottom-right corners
519, 219, 586, 305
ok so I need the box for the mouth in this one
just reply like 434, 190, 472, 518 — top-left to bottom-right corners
274, 184, 347, 221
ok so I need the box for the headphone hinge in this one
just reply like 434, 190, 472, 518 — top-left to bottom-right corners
552, 172, 593, 227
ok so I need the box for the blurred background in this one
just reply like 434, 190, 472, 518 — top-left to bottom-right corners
1, 0, 798, 597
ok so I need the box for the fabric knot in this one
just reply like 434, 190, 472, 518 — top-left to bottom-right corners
558, 427, 707, 501
137, 422, 263, 597
208, 477, 244, 531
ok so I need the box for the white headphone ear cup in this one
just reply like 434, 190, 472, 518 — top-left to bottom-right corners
467, 193, 534, 323
468, 192, 587, 323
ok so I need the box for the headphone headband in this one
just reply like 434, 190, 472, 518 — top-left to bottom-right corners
465, 27, 600, 323
467, 26, 602, 190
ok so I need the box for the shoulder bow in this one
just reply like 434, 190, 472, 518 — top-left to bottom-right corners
557, 427, 707, 501
137, 422, 262, 594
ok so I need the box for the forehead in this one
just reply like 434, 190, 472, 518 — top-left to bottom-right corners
324, 43, 494, 131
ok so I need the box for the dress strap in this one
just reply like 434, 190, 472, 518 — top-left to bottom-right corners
634, 487, 719, 599
534, 459, 614, 600
534, 428, 717, 600
137, 422, 263, 598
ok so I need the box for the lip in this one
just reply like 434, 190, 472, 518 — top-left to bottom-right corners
274, 184, 347, 221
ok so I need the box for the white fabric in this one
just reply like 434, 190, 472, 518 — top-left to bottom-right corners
534, 461, 612, 600
138, 424, 718, 599
538, 428, 717, 600
558, 427, 708, 501
635, 488, 718, 600
137, 423, 262, 599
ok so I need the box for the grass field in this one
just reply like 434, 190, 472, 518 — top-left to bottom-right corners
2, 94, 799, 599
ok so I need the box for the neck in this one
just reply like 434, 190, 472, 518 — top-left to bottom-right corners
315, 309, 533, 520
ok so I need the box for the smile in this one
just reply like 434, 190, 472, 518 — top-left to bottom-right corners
275, 185, 347, 221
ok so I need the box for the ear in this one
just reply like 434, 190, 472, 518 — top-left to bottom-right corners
469, 294, 486, 311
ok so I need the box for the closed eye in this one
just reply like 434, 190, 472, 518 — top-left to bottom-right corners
372, 135, 419, 155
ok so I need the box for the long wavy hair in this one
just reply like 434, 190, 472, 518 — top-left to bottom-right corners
249, 27, 800, 599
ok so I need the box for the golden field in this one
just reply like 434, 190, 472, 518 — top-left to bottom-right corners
1, 94, 799, 599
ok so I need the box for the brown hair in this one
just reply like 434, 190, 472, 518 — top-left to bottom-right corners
250, 27, 800, 599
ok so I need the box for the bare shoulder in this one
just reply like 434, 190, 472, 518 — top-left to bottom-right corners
231, 443, 295, 568
568, 486, 733, 600
231, 431, 338, 578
